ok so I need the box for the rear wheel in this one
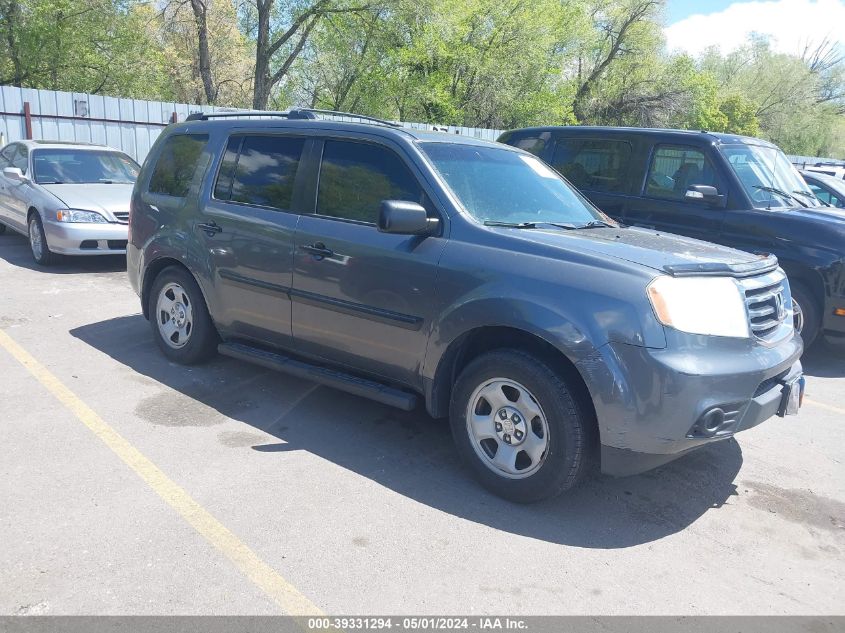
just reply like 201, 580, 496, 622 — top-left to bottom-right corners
148, 267, 218, 364
28, 214, 57, 266
449, 349, 591, 503
791, 283, 819, 348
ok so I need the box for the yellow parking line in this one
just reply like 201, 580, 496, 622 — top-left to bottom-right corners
0, 329, 323, 616
804, 397, 845, 416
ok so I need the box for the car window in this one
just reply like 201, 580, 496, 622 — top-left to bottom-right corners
316, 140, 423, 224
807, 182, 842, 207
550, 139, 631, 193
32, 149, 139, 184
213, 135, 305, 211
422, 142, 606, 226
11, 145, 28, 174
509, 133, 551, 156
0, 145, 15, 169
148, 134, 209, 198
806, 183, 831, 204
645, 145, 718, 201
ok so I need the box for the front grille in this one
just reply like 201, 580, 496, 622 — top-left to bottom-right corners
107, 240, 128, 250
739, 270, 789, 339
113, 211, 129, 224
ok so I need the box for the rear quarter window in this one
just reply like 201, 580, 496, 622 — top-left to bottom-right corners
550, 139, 631, 193
148, 134, 209, 198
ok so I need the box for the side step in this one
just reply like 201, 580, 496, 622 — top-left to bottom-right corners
218, 342, 418, 411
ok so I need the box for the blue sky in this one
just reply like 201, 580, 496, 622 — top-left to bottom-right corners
663, 0, 845, 55
666, 0, 736, 24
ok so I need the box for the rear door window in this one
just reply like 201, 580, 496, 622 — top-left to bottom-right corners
316, 140, 423, 224
550, 139, 631, 193
645, 145, 718, 200
148, 134, 208, 198
213, 135, 305, 211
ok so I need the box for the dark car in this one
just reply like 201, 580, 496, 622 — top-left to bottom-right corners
128, 110, 803, 502
498, 126, 845, 349
801, 170, 845, 208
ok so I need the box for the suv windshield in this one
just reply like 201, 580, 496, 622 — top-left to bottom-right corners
32, 149, 140, 185
420, 142, 609, 226
721, 144, 820, 209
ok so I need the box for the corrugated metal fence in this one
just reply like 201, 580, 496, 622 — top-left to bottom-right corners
4, 85, 841, 166
0, 85, 503, 163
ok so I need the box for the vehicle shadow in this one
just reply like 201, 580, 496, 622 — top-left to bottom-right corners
70, 314, 744, 550
801, 342, 845, 378
0, 232, 126, 273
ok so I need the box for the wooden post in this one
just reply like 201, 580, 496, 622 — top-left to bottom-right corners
23, 102, 33, 139
170, 111, 178, 124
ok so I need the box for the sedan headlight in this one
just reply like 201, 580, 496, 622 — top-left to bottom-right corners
647, 275, 750, 338
56, 209, 107, 223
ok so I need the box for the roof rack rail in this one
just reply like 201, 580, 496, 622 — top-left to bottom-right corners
183, 108, 402, 128
296, 108, 402, 128
184, 110, 318, 122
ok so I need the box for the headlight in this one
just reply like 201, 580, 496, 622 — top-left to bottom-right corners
647, 275, 749, 338
56, 209, 107, 223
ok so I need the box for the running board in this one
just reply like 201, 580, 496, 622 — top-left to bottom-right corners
218, 342, 418, 411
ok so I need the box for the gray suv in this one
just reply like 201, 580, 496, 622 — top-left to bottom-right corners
128, 110, 804, 502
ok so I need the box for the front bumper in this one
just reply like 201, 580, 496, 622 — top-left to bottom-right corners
578, 330, 804, 477
43, 220, 128, 255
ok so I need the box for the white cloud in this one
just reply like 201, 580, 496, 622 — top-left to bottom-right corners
664, 0, 845, 57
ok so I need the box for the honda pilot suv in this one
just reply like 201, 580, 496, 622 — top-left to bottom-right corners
128, 110, 804, 502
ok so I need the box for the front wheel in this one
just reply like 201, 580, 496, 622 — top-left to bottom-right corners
791, 283, 819, 349
28, 214, 57, 266
148, 267, 218, 364
449, 349, 592, 503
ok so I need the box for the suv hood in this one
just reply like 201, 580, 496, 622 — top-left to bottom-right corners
41, 183, 133, 217
504, 225, 772, 277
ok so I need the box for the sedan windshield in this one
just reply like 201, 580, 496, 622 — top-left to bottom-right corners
420, 142, 610, 226
721, 144, 820, 209
32, 149, 140, 185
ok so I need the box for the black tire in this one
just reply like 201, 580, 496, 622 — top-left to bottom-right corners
449, 349, 592, 503
791, 283, 820, 349
148, 266, 218, 364
28, 214, 57, 266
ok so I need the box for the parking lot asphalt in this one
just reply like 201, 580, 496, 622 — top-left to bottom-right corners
0, 230, 843, 616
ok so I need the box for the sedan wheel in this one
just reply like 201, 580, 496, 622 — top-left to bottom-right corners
28, 215, 56, 266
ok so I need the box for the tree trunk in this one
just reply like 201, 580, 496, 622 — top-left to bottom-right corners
1, 0, 25, 85
189, 0, 215, 104
252, 0, 273, 110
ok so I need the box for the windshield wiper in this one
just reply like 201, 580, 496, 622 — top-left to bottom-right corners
753, 185, 808, 207
483, 220, 579, 230
573, 220, 615, 229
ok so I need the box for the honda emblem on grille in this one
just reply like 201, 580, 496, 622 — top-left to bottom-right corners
775, 292, 786, 321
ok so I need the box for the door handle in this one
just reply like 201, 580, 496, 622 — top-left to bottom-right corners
197, 221, 222, 236
300, 242, 334, 259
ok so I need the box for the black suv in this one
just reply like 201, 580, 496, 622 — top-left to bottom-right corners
498, 126, 845, 349
128, 110, 803, 502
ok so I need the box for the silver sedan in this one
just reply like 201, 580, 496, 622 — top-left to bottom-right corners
0, 140, 139, 265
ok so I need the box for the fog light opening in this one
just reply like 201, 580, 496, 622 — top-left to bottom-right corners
700, 408, 726, 437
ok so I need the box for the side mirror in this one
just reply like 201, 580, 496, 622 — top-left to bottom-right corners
685, 184, 726, 208
3, 167, 27, 182
378, 200, 438, 235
